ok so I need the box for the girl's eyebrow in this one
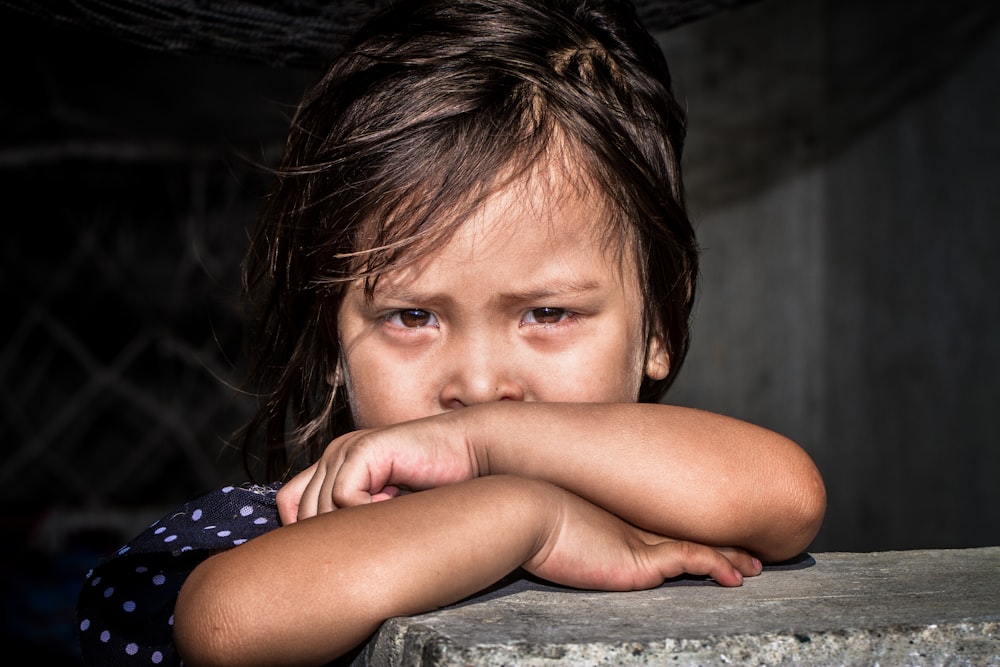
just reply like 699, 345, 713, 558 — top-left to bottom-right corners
370, 278, 604, 305
494, 280, 603, 304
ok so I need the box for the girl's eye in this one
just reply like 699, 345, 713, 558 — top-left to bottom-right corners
522, 307, 571, 325
386, 309, 438, 328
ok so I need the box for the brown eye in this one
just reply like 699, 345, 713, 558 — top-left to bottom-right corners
394, 309, 435, 328
525, 307, 567, 325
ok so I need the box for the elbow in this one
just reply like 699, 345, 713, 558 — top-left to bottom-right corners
772, 460, 827, 563
174, 550, 357, 667
749, 452, 827, 564
794, 463, 827, 553
174, 557, 250, 667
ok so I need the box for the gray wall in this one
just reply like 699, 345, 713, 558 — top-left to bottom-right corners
659, 0, 1000, 551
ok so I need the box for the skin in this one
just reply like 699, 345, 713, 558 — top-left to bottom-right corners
173, 164, 826, 667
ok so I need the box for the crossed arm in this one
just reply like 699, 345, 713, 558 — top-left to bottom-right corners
174, 402, 826, 667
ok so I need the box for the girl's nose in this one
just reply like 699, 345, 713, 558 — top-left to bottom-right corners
438, 334, 525, 408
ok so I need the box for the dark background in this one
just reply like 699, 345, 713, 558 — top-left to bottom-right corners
2, 0, 998, 663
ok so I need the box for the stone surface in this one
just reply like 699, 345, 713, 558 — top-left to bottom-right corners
360, 547, 1000, 666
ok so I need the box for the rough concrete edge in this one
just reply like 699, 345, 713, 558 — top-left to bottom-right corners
370, 620, 999, 667
366, 616, 458, 667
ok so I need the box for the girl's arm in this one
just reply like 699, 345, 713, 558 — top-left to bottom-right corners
174, 475, 760, 667
473, 402, 826, 562
280, 402, 826, 563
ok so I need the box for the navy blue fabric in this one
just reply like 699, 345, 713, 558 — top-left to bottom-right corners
76, 484, 283, 666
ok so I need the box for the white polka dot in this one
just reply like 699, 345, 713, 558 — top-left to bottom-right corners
85, 568, 94, 579
240, 505, 253, 517
152, 650, 163, 663
180, 545, 193, 552
103, 587, 114, 598
80, 619, 90, 631
254, 517, 268, 525
136, 566, 148, 573
123, 601, 136, 612
168, 614, 174, 626
223, 486, 235, 493
91, 576, 102, 587
100, 630, 111, 643
126, 642, 139, 655
193, 508, 203, 521
152, 574, 166, 585
217, 530, 231, 537
117, 545, 131, 556
234, 539, 247, 545
204, 525, 217, 530
163, 534, 178, 543
154, 527, 167, 535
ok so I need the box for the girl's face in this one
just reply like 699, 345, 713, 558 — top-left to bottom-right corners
336, 167, 669, 429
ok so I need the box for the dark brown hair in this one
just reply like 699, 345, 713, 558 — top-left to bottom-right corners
240, 0, 699, 482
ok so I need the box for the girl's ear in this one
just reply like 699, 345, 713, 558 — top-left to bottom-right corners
645, 335, 670, 381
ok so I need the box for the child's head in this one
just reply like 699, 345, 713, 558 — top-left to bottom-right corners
241, 0, 698, 480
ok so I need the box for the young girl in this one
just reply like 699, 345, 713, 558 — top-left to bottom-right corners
77, 0, 826, 665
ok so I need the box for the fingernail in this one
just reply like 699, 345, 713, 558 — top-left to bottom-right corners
734, 568, 743, 583
753, 558, 762, 572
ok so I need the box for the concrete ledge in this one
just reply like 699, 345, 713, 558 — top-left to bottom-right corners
360, 547, 1000, 666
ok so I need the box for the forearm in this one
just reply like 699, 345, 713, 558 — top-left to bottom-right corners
174, 476, 551, 667
465, 402, 826, 562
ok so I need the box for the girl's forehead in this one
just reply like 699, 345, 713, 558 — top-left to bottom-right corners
369, 171, 637, 297
348, 148, 636, 297
439, 157, 619, 249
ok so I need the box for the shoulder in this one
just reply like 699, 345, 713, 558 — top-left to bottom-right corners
115, 483, 284, 559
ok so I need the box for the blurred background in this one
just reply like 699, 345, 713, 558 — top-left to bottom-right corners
1, 0, 997, 663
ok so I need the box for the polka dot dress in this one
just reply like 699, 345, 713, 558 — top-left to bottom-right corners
76, 484, 282, 666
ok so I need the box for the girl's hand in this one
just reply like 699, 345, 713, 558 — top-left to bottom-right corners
277, 415, 478, 524
525, 483, 762, 590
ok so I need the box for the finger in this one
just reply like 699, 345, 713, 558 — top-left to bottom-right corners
297, 463, 326, 522
276, 466, 313, 525
650, 541, 746, 587
369, 486, 401, 503
717, 547, 763, 578
331, 444, 390, 508
318, 451, 347, 513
